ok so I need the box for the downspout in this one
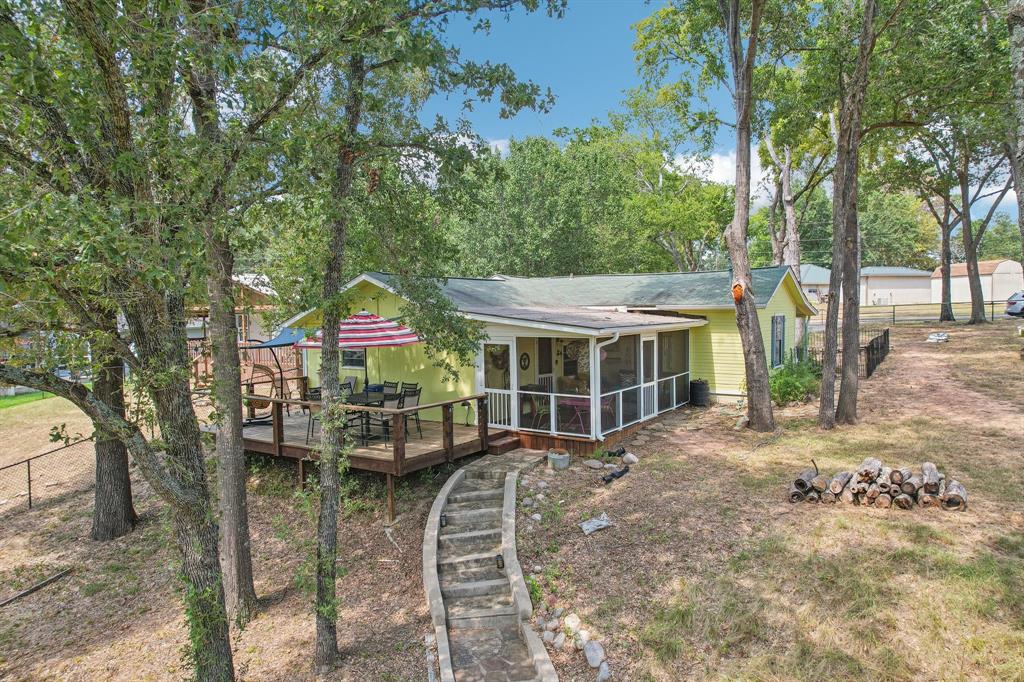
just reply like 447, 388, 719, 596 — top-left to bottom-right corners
592, 332, 620, 441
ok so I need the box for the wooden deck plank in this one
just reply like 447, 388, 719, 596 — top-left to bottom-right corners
234, 413, 481, 465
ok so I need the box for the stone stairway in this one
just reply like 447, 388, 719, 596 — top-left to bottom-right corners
423, 451, 557, 682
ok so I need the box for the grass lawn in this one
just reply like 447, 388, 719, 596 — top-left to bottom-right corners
0, 391, 52, 410
0, 394, 93, 466
516, 319, 1024, 681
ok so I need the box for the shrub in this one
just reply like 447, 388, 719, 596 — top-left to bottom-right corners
769, 359, 821, 406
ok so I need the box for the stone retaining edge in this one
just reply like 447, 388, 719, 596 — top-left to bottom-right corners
422, 467, 467, 682
502, 471, 558, 682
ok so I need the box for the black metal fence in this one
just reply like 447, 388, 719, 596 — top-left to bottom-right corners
810, 300, 1011, 329
799, 326, 891, 379
864, 328, 890, 378
0, 439, 96, 514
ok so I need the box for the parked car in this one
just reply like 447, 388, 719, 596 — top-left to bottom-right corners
1007, 290, 1024, 317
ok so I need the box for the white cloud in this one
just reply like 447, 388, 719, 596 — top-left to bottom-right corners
676, 145, 772, 209
488, 138, 511, 157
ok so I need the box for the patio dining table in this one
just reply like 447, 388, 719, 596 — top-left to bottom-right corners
344, 390, 400, 443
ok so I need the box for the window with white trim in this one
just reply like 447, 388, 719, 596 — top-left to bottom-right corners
770, 315, 785, 368
342, 348, 365, 368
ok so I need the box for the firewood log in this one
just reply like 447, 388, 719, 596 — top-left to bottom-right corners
940, 480, 967, 512
893, 493, 914, 510
863, 495, 875, 507
878, 467, 892, 488
875, 493, 892, 509
937, 479, 945, 498
806, 490, 820, 503
821, 491, 837, 504
891, 467, 911, 485
866, 483, 881, 500
811, 474, 830, 493
918, 492, 939, 508
901, 474, 923, 495
856, 458, 882, 481
921, 462, 941, 495
829, 472, 853, 494
788, 484, 806, 503
839, 485, 856, 504
794, 468, 817, 493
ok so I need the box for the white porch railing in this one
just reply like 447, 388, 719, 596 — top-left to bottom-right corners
517, 390, 592, 438
600, 371, 690, 436
485, 389, 513, 428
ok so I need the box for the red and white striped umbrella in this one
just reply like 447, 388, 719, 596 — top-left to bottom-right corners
294, 310, 420, 349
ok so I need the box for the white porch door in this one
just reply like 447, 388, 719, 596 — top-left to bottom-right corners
478, 338, 517, 429
641, 335, 657, 419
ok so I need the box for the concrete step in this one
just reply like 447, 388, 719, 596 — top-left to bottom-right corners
438, 527, 502, 555
449, 622, 537, 680
441, 577, 508, 599
441, 507, 501, 530
438, 550, 504, 570
464, 468, 511, 481
450, 478, 506, 494
446, 602, 518, 628
448, 487, 504, 504
445, 498, 504, 513
439, 563, 506, 586
487, 435, 521, 455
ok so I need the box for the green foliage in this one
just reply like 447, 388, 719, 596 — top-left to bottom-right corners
978, 215, 1023, 261
769, 359, 821, 406
525, 575, 542, 605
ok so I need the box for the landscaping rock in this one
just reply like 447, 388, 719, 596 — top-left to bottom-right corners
522, 497, 534, 508
536, 481, 549, 489
545, 619, 560, 631
574, 630, 590, 650
583, 459, 604, 470
584, 640, 605, 668
543, 630, 555, 643
597, 661, 611, 681
622, 453, 639, 464
734, 415, 749, 430
604, 463, 617, 470
553, 606, 564, 618
530, 513, 542, 522
533, 565, 542, 573
553, 632, 566, 651
563, 613, 582, 633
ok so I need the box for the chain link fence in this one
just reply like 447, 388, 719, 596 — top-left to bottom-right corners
0, 439, 97, 515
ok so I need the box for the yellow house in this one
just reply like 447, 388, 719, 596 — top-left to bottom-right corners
283, 266, 815, 450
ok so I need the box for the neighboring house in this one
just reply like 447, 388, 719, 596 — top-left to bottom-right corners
930, 259, 1024, 303
798, 264, 833, 304
859, 266, 933, 305
187, 273, 277, 343
284, 266, 815, 450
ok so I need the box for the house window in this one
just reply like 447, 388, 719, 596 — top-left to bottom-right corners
770, 315, 785, 368
342, 349, 365, 368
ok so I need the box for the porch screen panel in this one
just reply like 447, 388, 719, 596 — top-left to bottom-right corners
658, 330, 691, 408
599, 335, 639, 392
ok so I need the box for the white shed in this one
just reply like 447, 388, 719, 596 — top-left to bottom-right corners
859, 266, 933, 305
930, 259, 1024, 303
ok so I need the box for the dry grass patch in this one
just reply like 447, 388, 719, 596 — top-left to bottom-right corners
518, 321, 1024, 681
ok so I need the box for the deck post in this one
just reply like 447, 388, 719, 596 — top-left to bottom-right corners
386, 474, 396, 524
246, 383, 255, 420
442, 403, 454, 462
392, 411, 406, 476
272, 401, 284, 457
477, 395, 488, 454
298, 458, 306, 488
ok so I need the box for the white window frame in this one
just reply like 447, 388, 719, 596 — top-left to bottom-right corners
342, 348, 366, 369
771, 315, 785, 368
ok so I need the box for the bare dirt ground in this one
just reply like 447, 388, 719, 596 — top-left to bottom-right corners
517, 319, 1023, 681
0, 456, 464, 681
0, 321, 1020, 682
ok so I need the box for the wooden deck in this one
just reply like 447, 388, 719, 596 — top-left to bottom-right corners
237, 413, 486, 473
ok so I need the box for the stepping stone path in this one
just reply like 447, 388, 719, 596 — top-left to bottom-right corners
424, 450, 557, 682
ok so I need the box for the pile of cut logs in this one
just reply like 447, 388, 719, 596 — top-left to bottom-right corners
788, 458, 968, 511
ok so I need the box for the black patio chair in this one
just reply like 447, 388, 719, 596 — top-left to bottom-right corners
367, 392, 403, 442
402, 387, 423, 439
382, 380, 400, 394
400, 381, 419, 393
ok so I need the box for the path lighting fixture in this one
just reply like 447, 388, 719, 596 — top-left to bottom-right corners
496, 554, 504, 570
440, 512, 447, 528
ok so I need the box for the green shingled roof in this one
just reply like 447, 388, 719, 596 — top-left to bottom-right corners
369, 266, 798, 310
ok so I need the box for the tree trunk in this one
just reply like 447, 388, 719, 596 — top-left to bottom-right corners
818, 143, 847, 429
959, 164, 988, 324
315, 54, 366, 673
766, 141, 801, 271
833, 0, 877, 425
206, 233, 258, 625
722, 0, 773, 432
939, 205, 955, 321
769, 180, 784, 265
90, 354, 137, 541
1009, 0, 1024, 264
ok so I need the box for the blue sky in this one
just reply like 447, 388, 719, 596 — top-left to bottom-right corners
423, 1, 1016, 219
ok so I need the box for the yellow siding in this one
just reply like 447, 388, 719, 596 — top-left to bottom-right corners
295, 281, 476, 421
681, 275, 803, 397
